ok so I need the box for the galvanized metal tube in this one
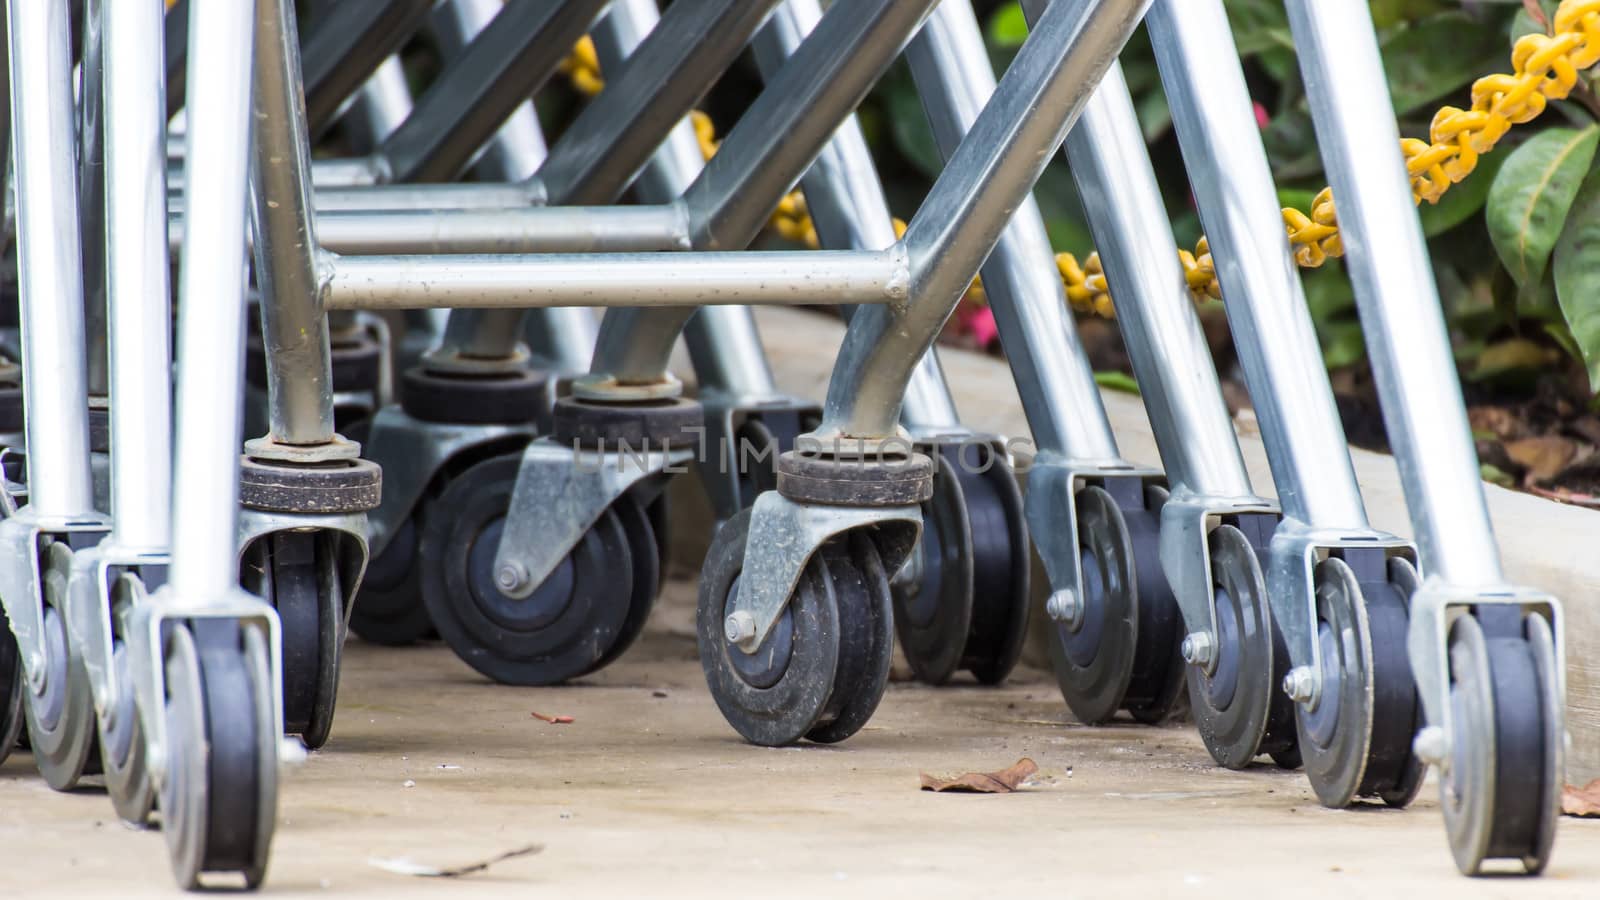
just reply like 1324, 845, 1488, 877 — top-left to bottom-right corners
594, 0, 779, 398
904, 0, 1120, 459
751, 0, 962, 432
314, 204, 691, 255
324, 250, 908, 311
589, 0, 939, 386
79, 0, 109, 401
1149, 0, 1366, 526
821, 0, 1150, 440
103, 0, 173, 551
1284, 0, 1502, 584
7, 0, 96, 517
169, 0, 254, 597
300, 0, 433, 137
377, 0, 609, 184
1061, 64, 1254, 496
346, 57, 412, 150
431, 0, 548, 183
250, 0, 335, 446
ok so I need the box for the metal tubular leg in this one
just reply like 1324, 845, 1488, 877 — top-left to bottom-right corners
900, 0, 1119, 461
78, 0, 108, 401
7, 0, 96, 518
250, 0, 337, 449
452, 0, 785, 364
169, 0, 255, 600
1061, 68, 1253, 497
432, 0, 550, 184
593, 0, 780, 399
347, 59, 412, 150
104, 0, 173, 552
376, 0, 610, 185
586, 0, 941, 391
163, 0, 188, 119
750, 0, 962, 434
819, 0, 1150, 441
1283, 0, 1501, 585
300, 0, 435, 137
1148, 0, 1365, 529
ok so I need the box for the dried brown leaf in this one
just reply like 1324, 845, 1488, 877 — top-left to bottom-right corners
1563, 779, 1600, 817
1504, 435, 1580, 483
1468, 405, 1528, 441
531, 711, 574, 724
919, 758, 1039, 793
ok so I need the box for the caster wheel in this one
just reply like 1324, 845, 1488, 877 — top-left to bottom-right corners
1297, 555, 1424, 807
892, 445, 1028, 685
1049, 484, 1135, 723
420, 454, 634, 685
1441, 608, 1561, 875
1120, 484, 1188, 725
102, 577, 153, 824
160, 619, 277, 890
805, 530, 894, 744
698, 510, 894, 746
1186, 524, 1280, 769
347, 514, 433, 646
584, 489, 661, 674
242, 531, 342, 749
0, 610, 22, 766
645, 490, 671, 577
23, 542, 99, 790
734, 418, 781, 503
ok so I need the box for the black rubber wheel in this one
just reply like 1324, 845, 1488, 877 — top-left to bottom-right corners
161, 620, 276, 890
419, 454, 634, 685
893, 444, 1028, 686
645, 492, 671, 578
1297, 553, 1423, 807
1120, 484, 1188, 725
347, 513, 434, 646
1441, 608, 1561, 875
241, 531, 342, 749
892, 452, 973, 685
585, 490, 661, 674
805, 530, 895, 744
733, 418, 780, 505
698, 509, 841, 747
102, 578, 153, 825
1049, 484, 1136, 724
23, 541, 99, 790
1186, 524, 1276, 770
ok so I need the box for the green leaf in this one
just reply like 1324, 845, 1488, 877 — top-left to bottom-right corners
1380, 13, 1507, 116
1222, 0, 1293, 56
1510, 1, 1559, 44
1486, 125, 1600, 296
1480, 463, 1516, 487
1319, 320, 1369, 369
879, 67, 944, 181
1418, 147, 1507, 236
1093, 371, 1141, 395
1370, 0, 1451, 30
986, 3, 1029, 48
1468, 337, 1561, 382
1552, 164, 1600, 390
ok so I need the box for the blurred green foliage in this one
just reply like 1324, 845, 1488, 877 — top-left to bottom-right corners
849, 0, 1600, 395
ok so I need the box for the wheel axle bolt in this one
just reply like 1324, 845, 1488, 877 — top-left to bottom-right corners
1413, 726, 1447, 767
1180, 632, 1215, 667
724, 611, 756, 645
1282, 666, 1316, 703
495, 562, 529, 593
1045, 589, 1081, 626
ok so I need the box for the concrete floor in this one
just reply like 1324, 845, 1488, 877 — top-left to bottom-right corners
3, 576, 1597, 897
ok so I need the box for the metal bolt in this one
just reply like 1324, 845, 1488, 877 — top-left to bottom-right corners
1413, 726, 1447, 767
724, 611, 756, 645
495, 562, 529, 593
1282, 666, 1315, 703
1180, 632, 1215, 667
1045, 589, 1081, 626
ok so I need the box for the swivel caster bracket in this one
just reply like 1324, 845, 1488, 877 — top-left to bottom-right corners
491, 438, 693, 601
63, 541, 169, 734
361, 405, 534, 556
1265, 519, 1416, 708
725, 490, 921, 653
1158, 491, 1279, 656
0, 509, 112, 695
1025, 454, 1163, 623
696, 387, 820, 522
